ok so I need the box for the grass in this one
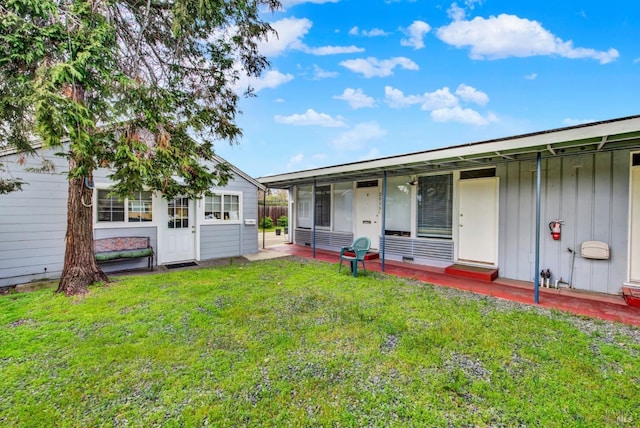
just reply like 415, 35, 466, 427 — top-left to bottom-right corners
1, 257, 639, 427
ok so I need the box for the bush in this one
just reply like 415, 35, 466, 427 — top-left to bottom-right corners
277, 215, 288, 228
260, 216, 273, 229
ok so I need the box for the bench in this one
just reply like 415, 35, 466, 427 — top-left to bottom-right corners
94, 237, 154, 271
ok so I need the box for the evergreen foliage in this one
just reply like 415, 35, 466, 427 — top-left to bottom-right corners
0, 0, 281, 294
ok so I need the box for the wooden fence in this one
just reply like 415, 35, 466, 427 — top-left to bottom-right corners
258, 205, 289, 226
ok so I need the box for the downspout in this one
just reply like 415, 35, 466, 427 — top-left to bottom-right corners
312, 179, 316, 258
262, 187, 267, 250
381, 171, 387, 272
534, 152, 542, 304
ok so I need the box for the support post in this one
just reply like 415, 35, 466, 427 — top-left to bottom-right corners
534, 152, 541, 304
262, 188, 267, 250
312, 179, 316, 259
381, 171, 387, 272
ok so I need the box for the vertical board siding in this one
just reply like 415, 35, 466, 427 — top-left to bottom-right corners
498, 151, 630, 294
0, 150, 68, 286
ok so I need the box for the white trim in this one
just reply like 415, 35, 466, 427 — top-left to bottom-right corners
93, 183, 159, 229
627, 152, 640, 282
201, 191, 243, 225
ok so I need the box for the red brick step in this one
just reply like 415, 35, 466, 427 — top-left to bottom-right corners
445, 264, 499, 282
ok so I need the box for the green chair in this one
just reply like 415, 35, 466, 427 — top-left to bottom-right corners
339, 237, 371, 277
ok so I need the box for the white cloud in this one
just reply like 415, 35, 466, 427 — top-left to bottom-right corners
562, 118, 595, 126
274, 109, 347, 127
260, 18, 363, 57
384, 86, 458, 110
431, 106, 496, 125
437, 14, 619, 64
633, 57, 640, 64
420, 87, 458, 110
259, 18, 311, 57
400, 20, 431, 49
384, 86, 423, 108
350, 26, 390, 37
447, 3, 466, 21
300, 45, 365, 55
312, 64, 339, 79
333, 88, 376, 109
340, 57, 419, 78
358, 147, 381, 161
455, 84, 489, 106
235, 69, 294, 93
286, 153, 305, 170
524, 73, 538, 80
330, 122, 387, 151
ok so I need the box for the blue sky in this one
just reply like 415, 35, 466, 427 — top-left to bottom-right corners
216, 0, 640, 178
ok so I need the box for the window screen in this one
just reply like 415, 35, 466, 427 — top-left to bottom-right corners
417, 174, 452, 238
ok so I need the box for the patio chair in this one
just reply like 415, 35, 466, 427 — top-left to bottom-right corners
339, 237, 371, 277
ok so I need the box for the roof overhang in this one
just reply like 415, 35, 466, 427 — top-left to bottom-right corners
258, 115, 640, 188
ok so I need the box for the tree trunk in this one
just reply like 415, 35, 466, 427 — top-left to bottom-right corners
56, 160, 108, 296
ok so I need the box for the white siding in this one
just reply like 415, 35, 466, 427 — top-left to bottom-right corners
0, 149, 69, 286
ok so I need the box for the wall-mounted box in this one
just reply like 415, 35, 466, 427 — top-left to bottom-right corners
244, 219, 256, 225
581, 241, 609, 260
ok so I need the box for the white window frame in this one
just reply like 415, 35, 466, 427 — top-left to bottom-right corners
202, 191, 243, 225
94, 184, 158, 229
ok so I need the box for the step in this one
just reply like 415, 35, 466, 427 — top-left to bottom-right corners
622, 286, 640, 308
444, 264, 499, 282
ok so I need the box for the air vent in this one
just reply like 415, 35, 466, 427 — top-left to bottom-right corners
357, 180, 378, 188
460, 168, 496, 179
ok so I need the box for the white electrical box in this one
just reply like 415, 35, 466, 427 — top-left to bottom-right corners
581, 241, 609, 260
244, 219, 256, 225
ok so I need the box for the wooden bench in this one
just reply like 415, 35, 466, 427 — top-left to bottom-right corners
94, 237, 154, 271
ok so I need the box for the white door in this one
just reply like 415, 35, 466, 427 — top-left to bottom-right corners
355, 184, 380, 250
630, 167, 640, 281
162, 197, 195, 263
458, 177, 498, 265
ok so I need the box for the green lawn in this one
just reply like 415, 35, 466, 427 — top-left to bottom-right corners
1, 257, 639, 427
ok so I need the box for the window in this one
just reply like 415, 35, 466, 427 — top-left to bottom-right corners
385, 176, 411, 236
97, 189, 153, 223
203, 192, 241, 222
168, 197, 189, 229
417, 174, 452, 239
97, 190, 124, 222
296, 186, 312, 228
315, 185, 331, 227
128, 191, 153, 222
333, 182, 352, 232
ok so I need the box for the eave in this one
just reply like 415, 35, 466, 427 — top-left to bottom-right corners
258, 115, 640, 188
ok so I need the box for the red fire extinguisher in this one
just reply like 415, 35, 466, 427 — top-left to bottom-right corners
549, 220, 562, 240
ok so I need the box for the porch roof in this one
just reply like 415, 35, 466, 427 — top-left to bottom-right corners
258, 115, 640, 188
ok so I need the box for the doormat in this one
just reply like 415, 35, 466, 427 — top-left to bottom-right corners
165, 261, 198, 269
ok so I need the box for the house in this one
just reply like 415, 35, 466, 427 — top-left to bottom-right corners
258, 115, 640, 296
0, 145, 263, 288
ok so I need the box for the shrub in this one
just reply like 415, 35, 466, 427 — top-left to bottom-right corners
277, 215, 288, 228
260, 216, 273, 229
